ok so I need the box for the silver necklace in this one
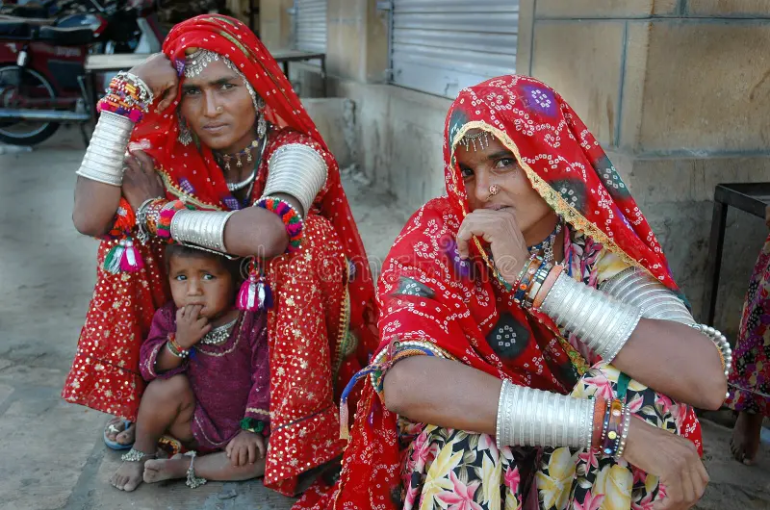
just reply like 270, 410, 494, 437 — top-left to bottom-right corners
200, 318, 238, 346
529, 221, 563, 263
227, 169, 257, 192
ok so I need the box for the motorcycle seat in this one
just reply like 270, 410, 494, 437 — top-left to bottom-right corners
38, 26, 93, 46
0, 20, 31, 38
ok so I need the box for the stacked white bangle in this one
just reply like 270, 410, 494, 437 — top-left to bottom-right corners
170, 210, 236, 254
264, 143, 328, 218
541, 272, 642, 363
76, 111, 133, 186
496, 379, 595, 451
601, 268, 693, 324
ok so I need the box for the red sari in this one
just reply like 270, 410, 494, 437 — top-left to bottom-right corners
62, 15, 377, 496
298, 75, 702, 509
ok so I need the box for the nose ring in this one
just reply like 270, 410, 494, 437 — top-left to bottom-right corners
216, 106, 223, 112
486, 184, 500, 201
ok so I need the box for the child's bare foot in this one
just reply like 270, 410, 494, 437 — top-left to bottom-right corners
143, 453, 190, 484
111, 454, 154, 492
731, 411, 764, 465
105, 417, 136, 446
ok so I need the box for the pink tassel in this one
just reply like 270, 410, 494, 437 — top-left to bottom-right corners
119, 239, 144, 272
237, 275, 260, 311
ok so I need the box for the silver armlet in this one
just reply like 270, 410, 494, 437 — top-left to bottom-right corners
541, 272, 642, 363
264, 143, 328, 218
169, 209, 236, 254
496, 379, 594, 451
76, 111, 133, 186
600, 268, 732, 381
600, 268, 693, 323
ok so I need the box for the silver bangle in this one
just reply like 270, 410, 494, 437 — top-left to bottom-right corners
690, 324, 733, 380
615, 405, 632, 459
601, 268, 693, 324
541, 273, 641, 363
76, 111, 133, 186
169, 209, 236, 254
495, 380, 594, 450
264, 143, 328, 218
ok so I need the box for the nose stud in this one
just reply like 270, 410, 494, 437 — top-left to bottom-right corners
486, 184, 500, 201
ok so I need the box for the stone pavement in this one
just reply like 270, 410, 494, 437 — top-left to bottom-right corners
1, 129, 769, 510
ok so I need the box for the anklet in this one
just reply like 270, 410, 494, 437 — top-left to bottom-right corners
121, 448, 156, 462
184, 451, 207, 489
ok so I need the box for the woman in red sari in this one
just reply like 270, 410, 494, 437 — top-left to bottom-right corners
299, 76, 730, 510
62, 14, 376, 496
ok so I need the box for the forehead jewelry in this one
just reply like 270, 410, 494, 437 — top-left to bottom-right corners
184, 49, 220, 78
461, 130, 491, 152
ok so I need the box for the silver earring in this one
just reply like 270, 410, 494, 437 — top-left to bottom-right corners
256, 97, 267, 139
257, 112, 267, 139
178, 113, 192, 146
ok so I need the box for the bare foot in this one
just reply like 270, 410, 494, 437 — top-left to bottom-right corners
143, 454, 190, 484
111, 457, 152, 492
731, 411, 764, 465
105, 417, 136, 446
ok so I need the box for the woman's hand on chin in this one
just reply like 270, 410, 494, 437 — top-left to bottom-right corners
129, 53, 179, 113
456, 207, 530, 286
122, 150, 166, 211
623, 418, 709, 510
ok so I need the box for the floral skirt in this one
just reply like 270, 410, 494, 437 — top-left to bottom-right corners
399, 364, 701, 510
726, 233, 770, 416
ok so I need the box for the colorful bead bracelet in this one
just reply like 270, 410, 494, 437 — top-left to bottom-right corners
255, 196, 304, 253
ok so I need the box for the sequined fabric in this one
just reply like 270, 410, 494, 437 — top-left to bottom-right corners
139, 303, 269, 452
64, 14, 378, 497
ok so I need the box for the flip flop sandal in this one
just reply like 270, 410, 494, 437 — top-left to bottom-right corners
104, 419, 135, 451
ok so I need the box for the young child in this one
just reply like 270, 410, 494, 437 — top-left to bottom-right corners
110, 245, 270, 492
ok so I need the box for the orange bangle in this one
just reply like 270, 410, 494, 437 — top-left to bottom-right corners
533, 265, 563, 309
591, 398, 608, 449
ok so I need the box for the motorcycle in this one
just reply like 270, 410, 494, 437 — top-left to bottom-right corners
0, 17, 94, 145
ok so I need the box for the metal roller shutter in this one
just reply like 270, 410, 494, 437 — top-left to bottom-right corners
295, 0, 328, 53
390, 0, 519, 98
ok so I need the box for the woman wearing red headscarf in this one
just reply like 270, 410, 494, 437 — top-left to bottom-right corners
298, 76, 729, 510
63, 14, 376, 496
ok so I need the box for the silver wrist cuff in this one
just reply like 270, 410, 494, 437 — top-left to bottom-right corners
496, 379, 594, 451
542, 272, 642, 363
76, 111, 134, 186
264, 143, 328, 217
170, 210, 236, 254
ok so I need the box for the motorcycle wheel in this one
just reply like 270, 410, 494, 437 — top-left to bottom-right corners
0, 65, 60, 146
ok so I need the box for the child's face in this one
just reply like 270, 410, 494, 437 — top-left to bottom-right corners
168, 255, 235, 320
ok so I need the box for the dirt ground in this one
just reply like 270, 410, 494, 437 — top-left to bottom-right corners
1, 128, 769, 509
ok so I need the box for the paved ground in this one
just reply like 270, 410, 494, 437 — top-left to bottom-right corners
1, 128, 769, 510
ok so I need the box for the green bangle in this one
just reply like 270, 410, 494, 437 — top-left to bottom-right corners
240, 417, 265, 434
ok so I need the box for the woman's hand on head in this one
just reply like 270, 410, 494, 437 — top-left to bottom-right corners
122, 150, 165, 211
456, 208, 530, 286
129, 53, 179, 113
623, 418, 709, 510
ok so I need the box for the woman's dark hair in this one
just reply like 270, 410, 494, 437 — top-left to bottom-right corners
165, 244, 243, 286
